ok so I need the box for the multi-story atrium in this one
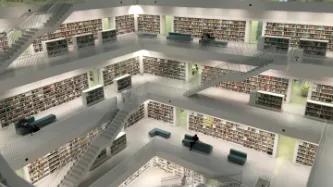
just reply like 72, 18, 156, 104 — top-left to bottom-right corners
0, 0, 332, 187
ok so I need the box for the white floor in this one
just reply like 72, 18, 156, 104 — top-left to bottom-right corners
78, 118, 311, 187
126, 167, 174, 187
0, 74, 323, 168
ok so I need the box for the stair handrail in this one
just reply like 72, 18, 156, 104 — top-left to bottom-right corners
0, 0, 62, 57
58, 84, 149, 187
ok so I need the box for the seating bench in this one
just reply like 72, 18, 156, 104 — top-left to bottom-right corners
182, 134, 213, 154
167, 32, 193, 42
149, 128, 171, 138
30, 114, 57, 128
227, 149, 247, 165
199, 39, 228, 47
14, 114, 56, 135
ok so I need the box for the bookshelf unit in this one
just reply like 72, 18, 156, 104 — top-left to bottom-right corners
43, 38, 69, 57
143, 56, 186, 81
264, 22, 333, 51
33, 19, 102, 53
295, 141, 318, 166
125, 104, 145, 129
201, 65, 289, 97
151, 157, 205, 185
116, 15, 135, 35
91, 132, 127, 170
311, 83, 333, 104
257, 36, 290, 53
0, 73, 89, 127
82, 85, 105, 106
113, 74, 132, 92
25, 126, 105, 184
148, 101, 174, 124
138, 14, 161, 34
299, 39, 328, 56
102, 57, 140, 86
189, 112, 277, 156
0, 32, 8, 53
73, 33, 95, 50
98, 29, 117, 44
249, 90, 284, 111
305, 100, 333, 121
174, 17, 246, 42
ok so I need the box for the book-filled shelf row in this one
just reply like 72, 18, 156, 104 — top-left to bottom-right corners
143, 56, 186, 81
118, 156, 205, 187
201, 65, 289, 98
0, 73, 89, 127
148, 101, 174, 124
188, 111, 318, 166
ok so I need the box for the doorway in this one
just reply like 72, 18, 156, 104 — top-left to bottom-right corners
277, 135, 296, 161
290, 79, 309, 105
249, 21, 263, 44
176, 108, 187, 129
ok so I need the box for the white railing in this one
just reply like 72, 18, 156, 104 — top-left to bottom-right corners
90, 138, 243, 187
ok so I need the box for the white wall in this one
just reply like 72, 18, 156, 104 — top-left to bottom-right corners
0, 69, 88, 100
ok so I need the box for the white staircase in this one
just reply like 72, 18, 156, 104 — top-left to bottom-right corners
183, 60, 277, 97
0, 2, 75, 75
0, 153, 34, 187
58, 100, 139, 187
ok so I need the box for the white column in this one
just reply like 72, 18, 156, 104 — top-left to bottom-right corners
110, 17, 116, 29
139, 55, 144, 75
173, 106, 177, 127
244, 20, 251, 43
134, 14, 139, 33
308, 82, 314, 100
186, 110, 190, 131
185, 62, 191, 82
292, 140, 300, 163
273, 134, 279, 158
160, 15, 166, 35
144, 100, 149, 118
262, 22, 267, 36
286, 79, 293, 103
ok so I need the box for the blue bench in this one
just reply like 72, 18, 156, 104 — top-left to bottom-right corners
149, 128, 171, 138
182, 134, 213, 154
199, 39, 228, 47
30, 114, 56, 128
167, 32, 193, 42
227, 149, 247, 165
15, 114, 57, 135
138, 33, 157, 38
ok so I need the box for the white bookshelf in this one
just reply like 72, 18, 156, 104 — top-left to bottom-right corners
138, 14, 161, 34
0, 73, 89, 127
0, 32, 8, 54
102, 57, 140, 86
257, 36, 290, 53
34, 19, 102, 53
73, 33, 95, 50
305, 100, 333, 121
91, 132, 127, 170
143, 56, 186, 81
202, 65, 289, 98
125, 104, 145, 129
311, 83, 333, 104
294, 140, 318, 166
25, 126, 106, 184
82, 85, 105, 106
249, 90, 284, 111
113, 74, 132, 92
174, 17, 246, 42
98, 29, 117, 44
116, 15, 135, 35
299, 39, 328, 56
264, 22, 333, 52
148, 101, 174, 124
189, 111, 278, 157
42, 38, 69, 57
